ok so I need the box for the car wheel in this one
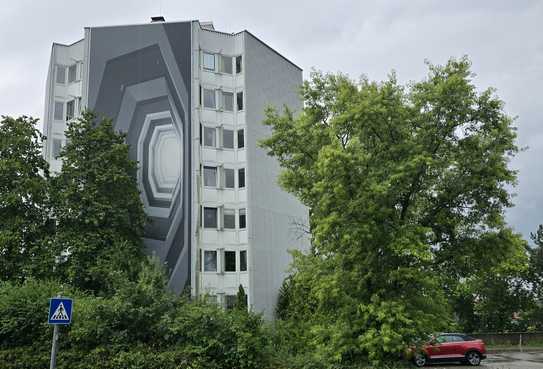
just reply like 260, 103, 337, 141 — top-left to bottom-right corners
413, 353, 426, 367
465, 351, 481, 366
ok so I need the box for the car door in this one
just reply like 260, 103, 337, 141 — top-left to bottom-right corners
426, 335, 449, 359
446, 335, 468, 358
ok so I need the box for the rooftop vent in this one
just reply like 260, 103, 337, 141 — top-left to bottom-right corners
151, 16, 166, 23
200, 21, 215, 30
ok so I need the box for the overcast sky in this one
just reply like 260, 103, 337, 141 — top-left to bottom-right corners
1, 0, 541, 241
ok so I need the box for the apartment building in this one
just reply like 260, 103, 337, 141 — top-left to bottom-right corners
42, 19, 309, 318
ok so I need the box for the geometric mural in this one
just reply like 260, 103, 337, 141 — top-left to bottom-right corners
86, 22, 192, 293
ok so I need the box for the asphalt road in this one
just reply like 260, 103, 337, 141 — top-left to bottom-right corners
425, 352, 543, 368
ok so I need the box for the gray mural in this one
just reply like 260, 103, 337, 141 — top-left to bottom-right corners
86, 22, 192, 292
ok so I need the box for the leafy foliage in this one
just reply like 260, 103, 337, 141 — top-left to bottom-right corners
0, 259, 271, 369
235, 284, 248, 311
261, 57, 522, 364
49, 111, 147, 294
524, 225, 543, 330
0, 116, 53, 282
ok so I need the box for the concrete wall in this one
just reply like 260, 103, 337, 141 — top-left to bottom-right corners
85, 22, 192, 293
244, 32, 309, 319
43, 40, 84, 172
191, 24, 250, 304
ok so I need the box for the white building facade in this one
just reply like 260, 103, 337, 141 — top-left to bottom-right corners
43, 20, 308, 318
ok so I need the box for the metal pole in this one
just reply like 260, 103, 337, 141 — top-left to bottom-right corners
50, 293, 61, 369
49, 324, 59, 369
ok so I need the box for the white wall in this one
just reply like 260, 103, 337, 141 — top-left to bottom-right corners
244, 32, 309, 319
43, 40, 85, 173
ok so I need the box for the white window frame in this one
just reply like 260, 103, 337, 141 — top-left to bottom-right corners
203, 206, 218, 229
223, 208, 236, 230
55, 65, 67, 84
222, 128, 234, 149
240, 249, 248, 272
203, 249, 218, 272
202, 51, 216, 72
202, 87, 217, 109
235, 55, 243, 74
239, 208, 247, 229
220, 90, 234, 112
223, 250, 237, 272
237, 128, 245, 149
67, 64, 78, 83
203, 125, 217, 148
51, 137, 64, 159
219, 54, 233, 74
203, 165, 218, 188
222, 167, 235, 189
236, 91, 244, 111
53, 101, 64, 121
66, 100, 75, 121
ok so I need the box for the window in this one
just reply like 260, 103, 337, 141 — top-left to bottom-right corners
203, 166, 217, 187
68, 64, 77, 83
435, 335, 449, 344
239, 208, 246, 229
56, 65, 66, 84
203, 207, 218, 228
203, 52, 215, 71
236, 91, 244, 111
450, 335, 466, 342
224, 168, 235, 189
222, 129, 234, 149
236, 56, 242, 74
205, 295, 218, 304
221, 91, 233, 111
223, 209, 235, 229
54, 101, 64, 121
240, 250, 247, 271
225, 295, 236, 310
224, 251, 236, 271
66, 100, 75, 121
203, 88, 216, 109
219, 55, 233, 74
204, 250, 217, 272
203, 126, 216, 147
52, 138, 63, 158
238, 168, 245, 188
237, 129, 244, 149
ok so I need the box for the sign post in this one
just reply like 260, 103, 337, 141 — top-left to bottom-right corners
48, 295, 73, 369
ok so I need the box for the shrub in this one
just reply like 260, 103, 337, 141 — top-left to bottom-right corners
0, 260, 271, 369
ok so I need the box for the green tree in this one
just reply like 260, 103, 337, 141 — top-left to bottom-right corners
526, 225, 543, 329
0, 259, 272, 369
235, 284, 248, 311
451, 229, 531, 333
261, 57, 521, 365
50, 111, 146, 294
0, 116, 53, 282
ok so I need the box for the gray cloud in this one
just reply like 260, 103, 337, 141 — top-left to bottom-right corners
0, 0, 541, 240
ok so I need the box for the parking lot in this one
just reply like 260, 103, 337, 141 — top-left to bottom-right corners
426, 352, 543, 368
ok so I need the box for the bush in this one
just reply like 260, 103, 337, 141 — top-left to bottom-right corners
0, 260, 271, 369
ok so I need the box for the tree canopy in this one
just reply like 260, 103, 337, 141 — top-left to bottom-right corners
49, 111, 147, 294
0, 116, 53, 282
261, 57, 525, 364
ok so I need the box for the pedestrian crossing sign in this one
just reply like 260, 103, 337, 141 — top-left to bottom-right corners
48, 298, 73, 325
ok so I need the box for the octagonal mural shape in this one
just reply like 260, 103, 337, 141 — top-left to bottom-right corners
138, 111, 183, 219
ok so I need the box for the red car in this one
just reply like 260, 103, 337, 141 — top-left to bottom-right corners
412, 333, 487, 367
